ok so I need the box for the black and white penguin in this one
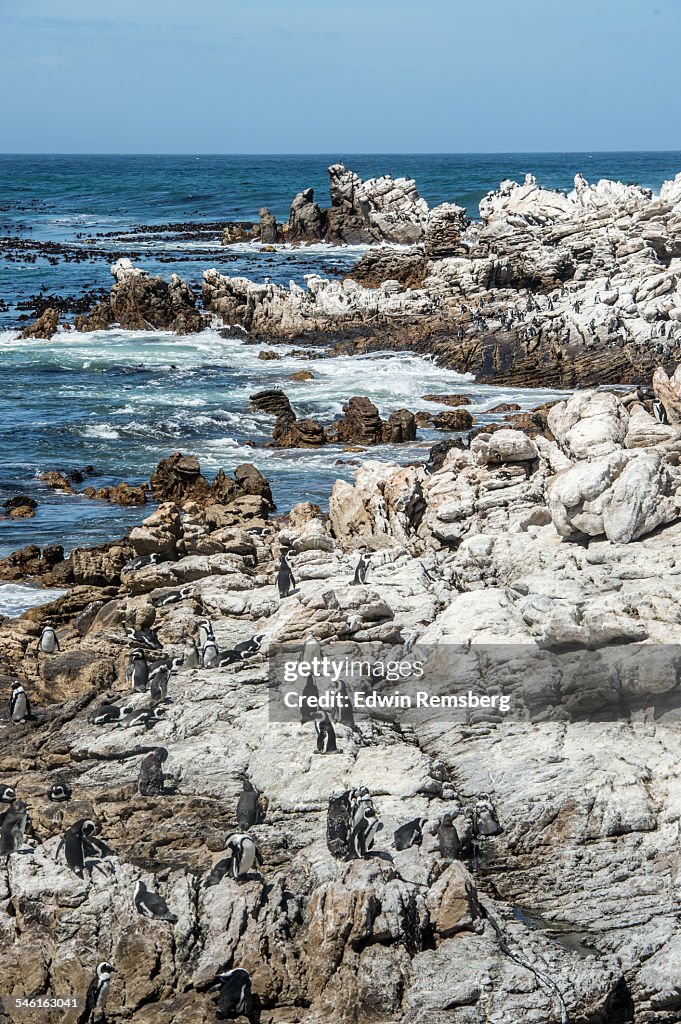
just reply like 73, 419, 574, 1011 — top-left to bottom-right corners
124, 626, 163, 651
123, 551, 161, 572
276, 552, 295, 599
209, 968, 253, 1021
473, 794, 502, 837
437, 814, 461, 861
653, 399, 669, 424
181, 635, 200, 669
149, 662, 171, 705
126, 649, 149, 692
119, 707, 153, 729
353, 552, 369, 585
0, 800, 28, 854
151, 585, 191, 608
217, 649, 242, 667
47, 780, 72, 803
202, 638, 220, 669
393, 816, 427, 852
350, 786, 373, 828
351, 806, 381, 858
300, 673, 319, 724
236, 780, 261, 828
88, 703, 133, 726
326, 791, 353, 860
78, 962, 115, 1024
38, 621, 60, 654
57, 818, 96, 878
0, 784, 16, 803
233, 634, 265, 658
225, 833, 262, 881
198, 619, 215, 648
314, 712, 338, 754
138, 747, 169, 796
9, 681, 31, 724
133, 879, 178, 922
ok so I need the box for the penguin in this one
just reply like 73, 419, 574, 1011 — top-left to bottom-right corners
326, 791, 353, 860
351, 806, 381, 859
300, 673, 319, 723
9, 681, 31, 724
276, 552, 295, 599
47, 780, 72, 802
236, 780, 260, 828
78, 962, 115, 1024
353, 552, 369, 585
124, 626, 162, 651
437, 814, 461, 861
38, 621, 60, 654
119, 707, 153, 729
126, 649, 149, 692
138, 747, 169, 796
202, 638, 220, 669
350, 786, 373, 828
473, 794, 502, 837
88, 703, 133, 725
233, 634, 265, 658
653, 399, 669, 424
57, 819, 96, 878
151, 585, 191, 608
314, 712, 338, 754
209, 968, 253, 1021
0, 800, 28, 854
0, 784, 16, 803
149, 662, 171, 705
181, 635, 200, 669
123, 551, 161, 572
133, 879, 177, 922
217, 649, 242, 668
198, 619, 215, 648
225, 833, 262, 880
393, 816, 427, 852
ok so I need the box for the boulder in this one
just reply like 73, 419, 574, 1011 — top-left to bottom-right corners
19, 307, 59, 340
258, 207, 278, 244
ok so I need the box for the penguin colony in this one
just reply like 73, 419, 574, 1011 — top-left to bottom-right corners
1, 548, 504, 1022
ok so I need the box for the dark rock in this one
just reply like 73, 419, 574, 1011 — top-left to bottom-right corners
487, 402, 522, 414
19, 307, 59, 340
258, 208, 278, 244
150, 453, 211, 504
257, 349, 281, 361
249, 389, 295, 419
3, 496, 37, 512
430, 409, 474, 431
38, 472, 73, 493
288, 188, 325, 242
421, 394, 474, 408
333, 397, 384, 446
82, 483, 148, 506
273, 418, 327, 449
382, 409, 417, 443
426, 439, 466, 472
289, 370, 314, 381
0, 544, 65, 583
345, 248, 427, 290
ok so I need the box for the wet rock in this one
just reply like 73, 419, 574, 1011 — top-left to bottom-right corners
288, 188, 325, 242
429, 409, 474, 431
421, 394, 473, 408
258, 208, 278, 244
38, 471, 74, 493
273, 418, 327, 449
333, 397, 384, 446
151, 453, 211, 504
249, 389, 295, 419
82, 483, 148, 506
257, 349, 281, 361
289, 370, 314, 381
19, 307, 59, 340
382, 410, 417, 443
0, 544, 65, 582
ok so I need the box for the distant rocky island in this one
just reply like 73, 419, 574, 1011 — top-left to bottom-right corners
5, 162, 681, 1024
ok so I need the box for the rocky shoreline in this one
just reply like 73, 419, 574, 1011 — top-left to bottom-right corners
3, 362, 681, 1021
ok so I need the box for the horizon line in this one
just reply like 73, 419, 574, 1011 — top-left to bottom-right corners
2, 149, 681, 158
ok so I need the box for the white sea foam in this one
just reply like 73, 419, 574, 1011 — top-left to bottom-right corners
0, 584, 68, 619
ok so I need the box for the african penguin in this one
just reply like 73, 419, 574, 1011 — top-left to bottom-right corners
225, 833, 262, 880
151, 585, 191, 608
57, 819, 97, 878
437, 814, 461, 861
473, 794, 502, 837
38, 622, 60, 654
198, 619, 215, 648
9, 681, 31, 724
300, 673, 319, 724
202, 638, 220, 669
276, 552, 295, 599
210, 968, 253, 1021
314, 712, 338, 754
233, 634, 265, 658
653, 399, 669, 424
350, 787, 373, 828
133, 879, 178, 922
79, 962, 115, 1024
393, 817, 427, 852
88, 703, 133, 725
353, 552, 369, 585
47, 780, 72, 802
124, 626, 162, 651
138, 748, 168, 796
236, 780, 260, 828
0, 800, 28, 855
351, 806, 381, 859
149, 662, 171, 705
126, 649, 149, 692
0, 784, 16, 803
326, 791, 353, 861
181, 635, 200, 669
123, 551, 161, 572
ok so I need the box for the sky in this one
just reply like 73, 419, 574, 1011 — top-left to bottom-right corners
1, 0, 679, 153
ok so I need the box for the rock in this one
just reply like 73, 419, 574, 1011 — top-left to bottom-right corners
151, 453, 211, 504
333, 397, 384, 446
382, 409, 417, 443
345, 248, 427, 290
258, 207, 278, 244
19, 307, 59, 339
257, 349, 281, 361
471, 428, 538, 464
38, 471, 74, 493
75, 259, 206, 334
424, 202, 467, 258
221, 222, 255, 244
3, 495, 38, 513
653, 365, 681, 424
548, 391, 629, 459
273, 418, 326, 449
82, 483, 148, 505
486, 402, 521, 414
421, 394, 473, 408
288, 188, 325, 242
289, 370, 314, 381
429, 409, 474, 431
250, 390, 295, 419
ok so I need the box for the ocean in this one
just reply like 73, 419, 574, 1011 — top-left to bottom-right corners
1, 152, 680, 614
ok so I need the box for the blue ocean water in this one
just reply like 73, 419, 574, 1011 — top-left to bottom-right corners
1, 152, 680, 609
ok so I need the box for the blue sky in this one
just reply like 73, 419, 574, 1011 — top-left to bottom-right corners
1, 0, 678, 153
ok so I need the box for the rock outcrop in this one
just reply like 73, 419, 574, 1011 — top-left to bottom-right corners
19, 307, 59, 340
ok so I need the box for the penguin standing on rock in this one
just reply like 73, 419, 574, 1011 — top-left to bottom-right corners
351, 805, 381, 859
57, 818, 116, 878
78, 962, 115, 1024
138, 748, 169, 796
206, 833, 262, 885
473, 794, 502, 837
38, 621, 60, 653
437, 814, 461, 861
126, 650, 149, 692
236, 780, 261, 828
314, 712, 338, 754
149, 663, 171, 705
209, 968, 253, 1021
202, 637, 220, 668
276, 552, 295, 599
181, 635, 200, 669
9, 681, 31, 724
134, 879, 178, 922
198, 619, 215, 648
353, 553, 369, 585
0, 800, 28, 854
